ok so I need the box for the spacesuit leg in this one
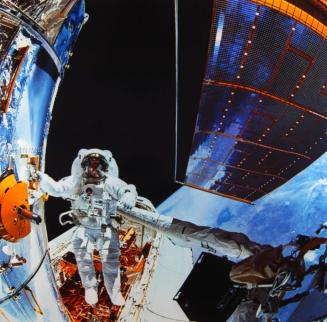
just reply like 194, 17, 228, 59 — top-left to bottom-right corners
98, 228, 125, 306
72, 227, 98, 305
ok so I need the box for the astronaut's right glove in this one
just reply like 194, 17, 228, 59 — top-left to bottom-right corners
118, 191, 137, 210
37, 171, 44, 180
37, 171, 48, 193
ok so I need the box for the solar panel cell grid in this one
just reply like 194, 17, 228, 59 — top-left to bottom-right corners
185, 0, 327, 202
293, 51, 327, 114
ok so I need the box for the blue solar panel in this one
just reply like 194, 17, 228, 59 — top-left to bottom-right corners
185, 0, 327, 202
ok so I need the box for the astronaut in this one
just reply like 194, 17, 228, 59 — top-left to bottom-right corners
38, 148, 137, 306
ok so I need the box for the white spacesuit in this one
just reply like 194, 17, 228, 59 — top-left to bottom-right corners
38, 148, 137, 306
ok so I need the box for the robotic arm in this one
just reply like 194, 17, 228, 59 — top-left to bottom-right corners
118, 198, 263, 259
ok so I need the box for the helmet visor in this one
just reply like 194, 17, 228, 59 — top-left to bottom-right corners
81, 153, 108, 182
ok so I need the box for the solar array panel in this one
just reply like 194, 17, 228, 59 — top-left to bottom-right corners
185, 0, 327, 202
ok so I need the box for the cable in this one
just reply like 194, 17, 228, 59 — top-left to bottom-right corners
0, 249, 49, 305
145, 306, 188, 322
174, 0, 180, 184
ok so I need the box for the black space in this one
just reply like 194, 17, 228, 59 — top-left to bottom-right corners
44, 0, 212, 240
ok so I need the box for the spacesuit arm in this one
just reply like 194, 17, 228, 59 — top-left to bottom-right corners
38, 172, 74, 198
106, 176, 138, 209
117, 182, 137, 200
118, 182, 137, 209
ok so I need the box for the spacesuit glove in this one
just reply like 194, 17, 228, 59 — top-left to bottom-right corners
37, 171, 47, 191
119, 191, 137, 210
37, 171, 45, 181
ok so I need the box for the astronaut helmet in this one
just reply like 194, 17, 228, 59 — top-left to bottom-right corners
81, 152, 109, 184
71, 148, 118, 183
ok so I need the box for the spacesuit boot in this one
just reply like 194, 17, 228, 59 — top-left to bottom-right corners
85, 287, 98, 306
108, 290, 125, 306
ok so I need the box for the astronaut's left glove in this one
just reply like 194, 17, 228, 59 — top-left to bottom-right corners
118, 191, 137, 210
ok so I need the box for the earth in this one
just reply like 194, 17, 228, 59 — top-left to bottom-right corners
158, 152, 327, 321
